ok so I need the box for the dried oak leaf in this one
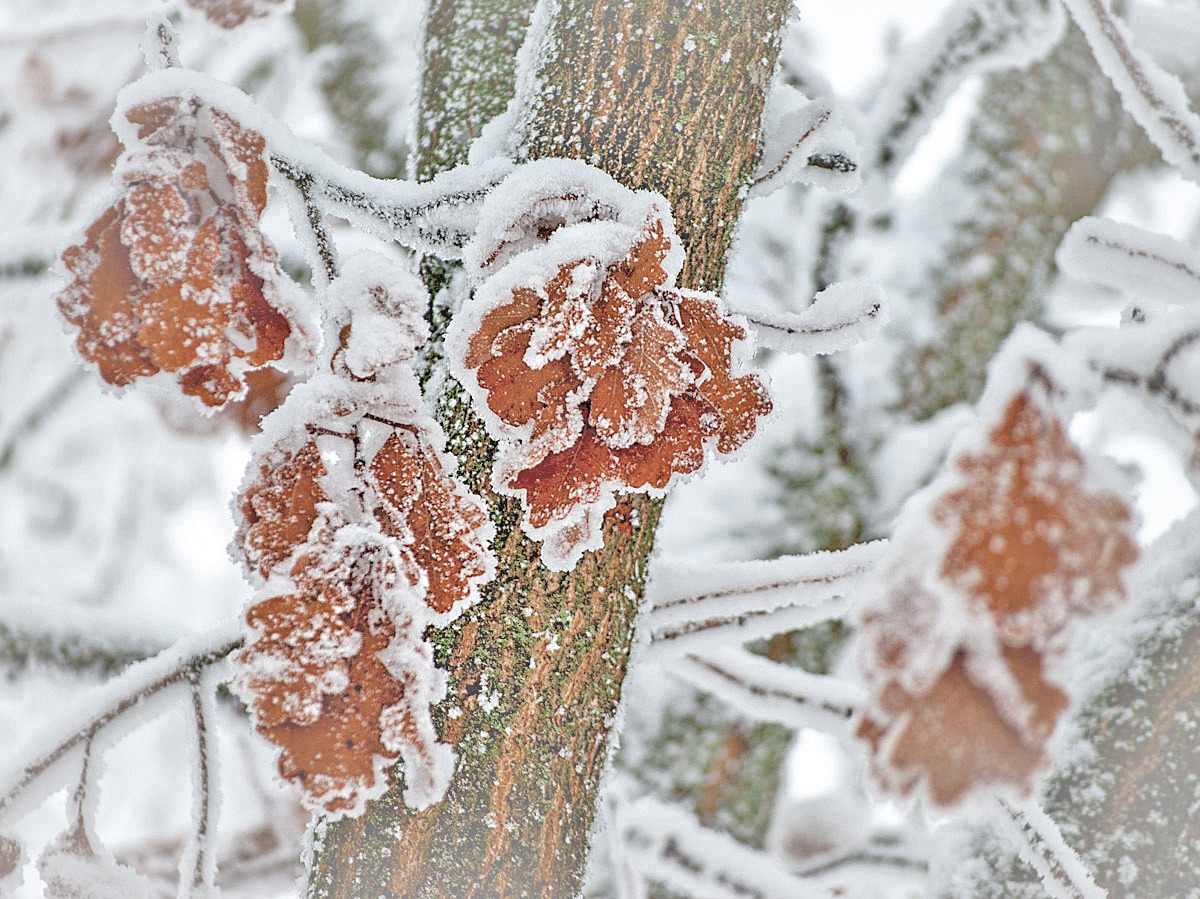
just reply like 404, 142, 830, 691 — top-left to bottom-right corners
857, 646, 1068, 807
236, 519, 443, 814
56, 95, 307, 407
369, 430, 493, 615
233, 385, 492, 812
933, 390, 1139, 645
857, 364, 1137, 807
457, 204, 770, 566
185, 0, 289, 29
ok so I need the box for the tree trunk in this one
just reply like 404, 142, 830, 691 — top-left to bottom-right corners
305, 2, 791, 896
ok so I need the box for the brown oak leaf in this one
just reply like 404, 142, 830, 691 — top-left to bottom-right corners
185, 0, 289, 28
232, 344, 492, 812
933, 390, 1139, 645
856, 360, 1137, 806
56, 94, 309, 407
236, 516, 446, 814
454, 193, 770, 567
857, 647, 1068, 807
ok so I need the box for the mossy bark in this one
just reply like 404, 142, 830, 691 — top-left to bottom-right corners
305, 1, 791, 896
903, 23, 1144, 420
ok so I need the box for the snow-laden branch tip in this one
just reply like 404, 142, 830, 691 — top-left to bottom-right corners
114, 67, 513, 260
750, 88, 861, 198
0, 597, 165, 678
1062, 0, 1200, 184
745, 282, 888, 355
865, 0, 1065, 176
1057, 216, 1200, 303
669, 648, 865, 734
0, 623, 242, 825
997, 799, 1108, 899
646, 540, 885, 657
617, 796, 830, 899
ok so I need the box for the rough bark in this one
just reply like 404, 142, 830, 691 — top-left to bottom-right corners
903, 23, 1142, 420
305, 1, 791, 896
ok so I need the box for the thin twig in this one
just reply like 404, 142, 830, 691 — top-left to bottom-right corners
998, 799, 1107, 899
0, 628, 243, 822
1062, 0, 1200, 180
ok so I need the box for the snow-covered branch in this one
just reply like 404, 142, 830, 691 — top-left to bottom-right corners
0, 624, 242, 823
669, 648, 864, 733
866, 0, 1064, 175
0, 600, 163, 678
1062, 0, 1200, 182
618, 796, 831, 899
745, 283, 887, 355
997, 800, 1107, 899
268, 151, 512, 259
1057, 216, 1200, 303
646, 541, 884, 657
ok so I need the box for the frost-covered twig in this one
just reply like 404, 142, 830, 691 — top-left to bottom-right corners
646, 541, 884, 655
997, 800, 1107, 899
618, 796, 829, 899
0, 624, 242, 823
670, 648, 864, 733
180, 677, 219, 897
1057, 216, 1200, 302
1062, 0, 1200, 182
1093, 328, 1200, 418
865, 0, 1064, 175
269, 151, 512, 258
275, 163, 340, 287
0, 603, 163, 679
745, 283, 887, 355
750, 93, 861, 198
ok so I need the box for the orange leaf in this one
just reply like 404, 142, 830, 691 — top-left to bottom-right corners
56, 94, 308, 408
857, 364, 1138, 806
934, 391, 1139, 643
454, 196, 770, 567
857, 648, 1067, 806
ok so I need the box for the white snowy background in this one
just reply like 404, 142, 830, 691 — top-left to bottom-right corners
3, 0, 1200, 896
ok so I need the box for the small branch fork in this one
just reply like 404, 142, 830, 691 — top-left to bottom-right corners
0, 627, 243, 895
1095, 328, 1200, 418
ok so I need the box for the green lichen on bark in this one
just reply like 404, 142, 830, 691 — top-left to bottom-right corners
306, 0, 791, 895
414, 0, 536, 181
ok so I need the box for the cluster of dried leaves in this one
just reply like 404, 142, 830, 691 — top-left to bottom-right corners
233, 269, 493, 813
56, 92, 308, 407
856, 364, 1138, 806
450, 163, 772, 568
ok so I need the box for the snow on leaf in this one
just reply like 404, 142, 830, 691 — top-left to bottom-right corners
38, 826, 153, 899
856, 333, 1138, 807
56, 92, 312, 409
448, 159, 771, 569
232, 264, 493, 815
933, 390, 1138, 645
858, 647, 1067, 807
